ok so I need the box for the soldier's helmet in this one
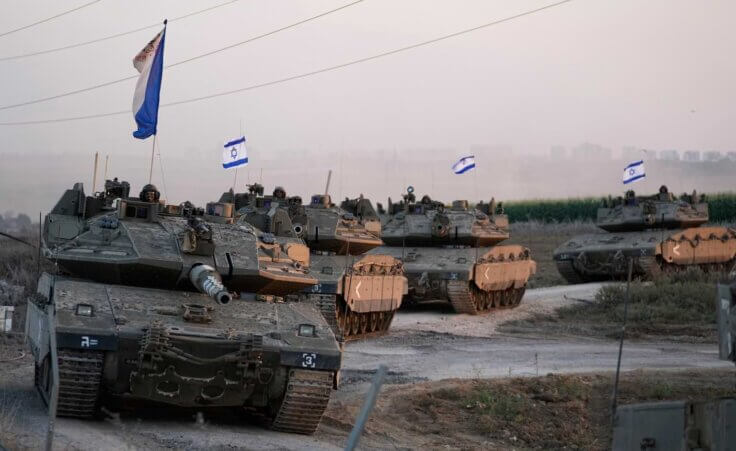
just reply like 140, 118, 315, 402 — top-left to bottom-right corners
139, 184, 160, 203
659, 185, 669, 194
273, 186, 286, 199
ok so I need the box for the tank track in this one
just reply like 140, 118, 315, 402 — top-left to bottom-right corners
447, 280, 525, 315
555, 260, 586, 284
336, 296, 396, 341
35, 349, 104, 418
270, 369, 333, 434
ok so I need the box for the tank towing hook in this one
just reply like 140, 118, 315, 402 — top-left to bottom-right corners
189, 264, 233, 304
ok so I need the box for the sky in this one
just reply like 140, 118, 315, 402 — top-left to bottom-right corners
0, 0, 734, 216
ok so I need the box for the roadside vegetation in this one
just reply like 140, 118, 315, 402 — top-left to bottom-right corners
503, 267, 734, 340
324, 369, 736, 450
504, 192, 736, 223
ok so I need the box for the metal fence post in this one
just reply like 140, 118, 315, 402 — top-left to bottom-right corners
345, 365, 388, 451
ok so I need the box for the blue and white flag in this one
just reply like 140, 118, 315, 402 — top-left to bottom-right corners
623, 160, 645, 184
452, 155, 475, 174
222, 136, 248, 169
132, 26, 166, 139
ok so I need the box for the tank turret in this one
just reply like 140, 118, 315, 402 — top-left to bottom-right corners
596, 185, 709, 232
553, 187, 736, 283
369, 187, 536, 315
43, 181, 316, 296
380, 187, 509, 247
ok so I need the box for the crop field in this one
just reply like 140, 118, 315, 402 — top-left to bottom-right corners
503, 192, 736, 223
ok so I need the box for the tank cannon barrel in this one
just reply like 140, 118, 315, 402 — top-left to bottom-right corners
189, 264, 232, 304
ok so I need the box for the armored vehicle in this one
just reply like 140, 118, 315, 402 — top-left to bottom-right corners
371, 187, 536, 314
45, 181, 317, 295
609, 282, 736, 449
26, 273, 340, 434
28, 180, 340, 434
228, 185, 407, 341
553, 186, 736, 283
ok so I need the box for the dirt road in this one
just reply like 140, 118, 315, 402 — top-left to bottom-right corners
2, 282, 731, 450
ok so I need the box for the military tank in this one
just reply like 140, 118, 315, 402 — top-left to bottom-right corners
553, 186, 736, 283
370, 187, 536, 314
228, 184, 407, 341
27, 180, 341, 434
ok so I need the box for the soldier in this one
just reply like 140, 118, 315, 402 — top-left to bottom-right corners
658, 185, 673, 201
273, 186, 286, 200
139, 184, 160, 203
624, 190, 636, 206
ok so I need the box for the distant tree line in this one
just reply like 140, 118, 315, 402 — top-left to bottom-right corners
503, 193, 736, 223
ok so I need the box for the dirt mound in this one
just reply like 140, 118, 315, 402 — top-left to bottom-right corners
322, 369, 736, 450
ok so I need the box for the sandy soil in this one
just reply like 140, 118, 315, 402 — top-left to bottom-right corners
1, 282, 732, 450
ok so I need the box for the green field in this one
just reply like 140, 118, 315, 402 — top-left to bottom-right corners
503, 192, 736, 223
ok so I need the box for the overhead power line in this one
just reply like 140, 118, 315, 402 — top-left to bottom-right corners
0, 0, 574, 126
0, 0, 240, 62
0, 0, 364, 112
0, 0, 103, 39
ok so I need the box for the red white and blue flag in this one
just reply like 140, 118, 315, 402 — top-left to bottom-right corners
132, 25, 166, 139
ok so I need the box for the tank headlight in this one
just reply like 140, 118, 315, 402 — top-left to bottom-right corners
298, 324, 316, 337
76, 304, 93, 316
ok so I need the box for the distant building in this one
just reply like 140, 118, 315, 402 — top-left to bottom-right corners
682, 150, 701, 162
549, 145, 567, 159
703, 151, 722, 162
658, 149, 680, 161
571, 142, 612, 160
621, 146, 641, 162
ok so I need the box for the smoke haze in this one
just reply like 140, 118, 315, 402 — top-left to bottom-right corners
0, 0, 734, 215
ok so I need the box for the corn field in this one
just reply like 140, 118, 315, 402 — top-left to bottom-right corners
503, 192, 736, 223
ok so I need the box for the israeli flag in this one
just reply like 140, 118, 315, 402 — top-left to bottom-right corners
452, 155, 476, 174
223, 136, 248, 169
623, 160, 645, 184
132, 26, 166, 139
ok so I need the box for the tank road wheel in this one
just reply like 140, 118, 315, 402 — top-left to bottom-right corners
369, 312, 379, 332
270, 369, 333, 434
359, 314, 369, 334
555, 260, 586, 284
513, 287, 526, 306
448, 281, 528, 314
447, 281, 481, 314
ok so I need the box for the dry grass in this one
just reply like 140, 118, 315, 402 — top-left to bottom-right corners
503, 268, 735, 341
324, 369, 736, 450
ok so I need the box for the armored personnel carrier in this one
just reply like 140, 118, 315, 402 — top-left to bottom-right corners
27, 180, 340, 433
553, 186, 736, 283
226, 184, 407, 341
371, 187, 536, 314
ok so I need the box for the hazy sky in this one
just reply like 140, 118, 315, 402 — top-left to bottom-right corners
0, 0, 734, 216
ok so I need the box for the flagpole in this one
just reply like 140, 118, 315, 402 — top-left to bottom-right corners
148, 135, 157, 184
